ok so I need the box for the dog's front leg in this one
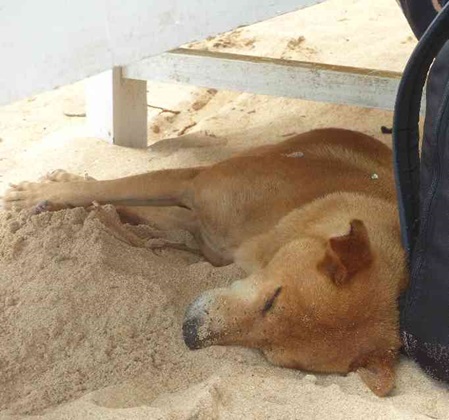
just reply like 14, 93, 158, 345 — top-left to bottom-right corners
3, 167, 203, 211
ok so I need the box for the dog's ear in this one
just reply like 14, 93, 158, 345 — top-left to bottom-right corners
356, 350, 396, 397
318, 219, 373, 285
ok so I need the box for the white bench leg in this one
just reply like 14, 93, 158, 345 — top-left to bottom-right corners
86, 67, 148, 148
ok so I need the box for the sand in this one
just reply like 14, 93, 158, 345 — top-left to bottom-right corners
1, 0, 448, 418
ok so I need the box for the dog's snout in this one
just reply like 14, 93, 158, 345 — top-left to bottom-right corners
182, 284, 260, 351
182, 293, 215, 350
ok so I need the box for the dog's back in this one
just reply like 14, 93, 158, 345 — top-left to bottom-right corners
191, 128, 396, 258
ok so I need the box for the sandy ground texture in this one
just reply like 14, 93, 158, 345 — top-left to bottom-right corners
1, 0, 448, 418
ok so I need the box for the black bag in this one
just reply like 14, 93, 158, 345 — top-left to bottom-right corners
394, 1, 449, 381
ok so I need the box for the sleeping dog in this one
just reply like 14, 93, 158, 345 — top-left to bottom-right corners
3, 128, 407, 396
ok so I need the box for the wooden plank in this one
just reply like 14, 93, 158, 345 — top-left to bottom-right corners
0, 0, 326, 106
86, 68, 148, 148
124, 48, 404, 111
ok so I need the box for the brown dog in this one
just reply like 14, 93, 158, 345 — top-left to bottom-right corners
3, 128, 407, 396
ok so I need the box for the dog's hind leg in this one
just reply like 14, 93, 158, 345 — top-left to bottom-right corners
3, 167, 204, 212
116, 206, 197, 232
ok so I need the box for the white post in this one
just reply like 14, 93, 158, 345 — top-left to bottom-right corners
86, 67, 148, 148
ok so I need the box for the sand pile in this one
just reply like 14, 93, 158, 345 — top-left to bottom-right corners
0, 205, 448, 419
0, 205, 239, 417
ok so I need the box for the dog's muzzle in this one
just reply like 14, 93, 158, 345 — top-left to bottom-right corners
182, 292, 218, 350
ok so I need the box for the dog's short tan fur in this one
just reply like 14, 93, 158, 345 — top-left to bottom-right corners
3, 128, 407, 396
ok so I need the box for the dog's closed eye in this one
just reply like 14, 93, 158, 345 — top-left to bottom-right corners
262, 286, 282, 315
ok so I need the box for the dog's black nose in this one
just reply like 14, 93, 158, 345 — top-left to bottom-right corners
183, 293, 218, 350
182, 316, 203, 350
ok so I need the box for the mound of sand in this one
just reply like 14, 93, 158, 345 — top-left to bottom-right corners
0, 205, 448, 419
0, 205, 234, 415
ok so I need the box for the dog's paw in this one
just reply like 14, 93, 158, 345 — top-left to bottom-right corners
2, 181, 64, 212
30, 200, 54, 215
2, 170, 95, 213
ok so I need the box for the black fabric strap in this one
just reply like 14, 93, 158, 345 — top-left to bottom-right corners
398, 0, 440, 39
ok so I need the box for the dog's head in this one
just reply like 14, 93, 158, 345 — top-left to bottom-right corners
183, 217, 406, 397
